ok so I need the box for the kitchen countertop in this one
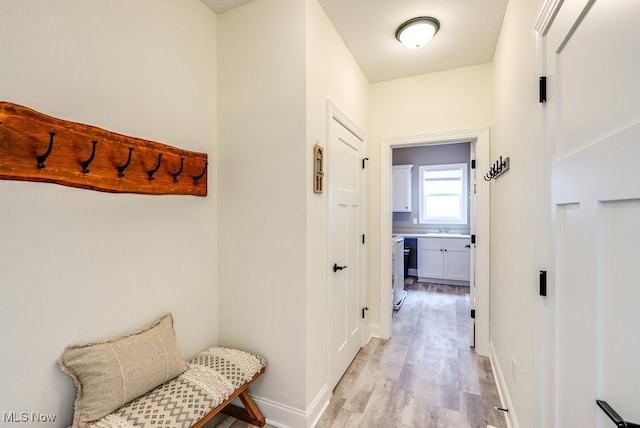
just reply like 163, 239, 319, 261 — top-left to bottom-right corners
393, 232, 471, 239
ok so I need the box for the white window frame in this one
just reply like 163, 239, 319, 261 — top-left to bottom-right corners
418, 163, 468, 225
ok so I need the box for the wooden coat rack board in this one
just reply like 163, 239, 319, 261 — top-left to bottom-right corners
0, 102, 208, 196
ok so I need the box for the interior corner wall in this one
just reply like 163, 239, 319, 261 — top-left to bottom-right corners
491, 0, 545, 426
216, 0, 309, 417
305, 0, 369, 415
0, 1, 218, 426
367, 63, 493, 334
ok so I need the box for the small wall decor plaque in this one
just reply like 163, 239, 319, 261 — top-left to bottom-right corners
313, 143, 324, 194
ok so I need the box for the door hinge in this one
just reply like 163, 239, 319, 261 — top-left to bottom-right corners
362, 157, 369, 169
362, 234, 366, 244
471, 234, 476, 244
539, 76, 547, 103
362, 307, 369, 319
471, 159, 476, 169
539, 270, 547, 297
470, 309, 476, 319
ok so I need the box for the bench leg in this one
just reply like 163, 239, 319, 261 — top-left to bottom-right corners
221, 389, 266, 427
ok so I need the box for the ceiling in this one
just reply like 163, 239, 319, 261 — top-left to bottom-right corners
201, 0, 508, 83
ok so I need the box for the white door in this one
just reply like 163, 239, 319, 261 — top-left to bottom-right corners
328, 107, 364, 391
541, 1, 640, 426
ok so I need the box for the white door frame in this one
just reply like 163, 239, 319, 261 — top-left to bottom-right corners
379, 127, 491, 357
534, 3, 555, 426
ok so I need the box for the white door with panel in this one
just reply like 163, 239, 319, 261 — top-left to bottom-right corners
328, 108, 364, 391
541, 1, 640, 426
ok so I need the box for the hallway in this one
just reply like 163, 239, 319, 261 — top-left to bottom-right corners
208, 280, 507, 427
315, 280, 507, 427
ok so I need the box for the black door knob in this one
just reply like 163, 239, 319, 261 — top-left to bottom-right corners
333, 263, 348, 272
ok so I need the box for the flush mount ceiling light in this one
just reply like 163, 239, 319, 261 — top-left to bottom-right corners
395, 16, 440, 49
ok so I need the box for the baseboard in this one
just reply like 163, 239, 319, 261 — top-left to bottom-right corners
489, 342, 519, 428
366, 322, 382, 341
249, 384, 330, 428
307, 384, 331, 428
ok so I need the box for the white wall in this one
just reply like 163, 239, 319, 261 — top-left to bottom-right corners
367, 64, 493, 333
0, 1, 218, 426
217, 0, 309, 418
217, 0, 368, 425
491, 0, 544, 426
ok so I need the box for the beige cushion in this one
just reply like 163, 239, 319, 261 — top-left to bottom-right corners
58, 314, 188, 427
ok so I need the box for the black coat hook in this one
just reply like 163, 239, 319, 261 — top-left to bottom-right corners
597, 400, 640, 428
484, 156, 510, 181
36, 132, 55, 169
171, 158, 184, 183
116, 147, 134, 177
193, 161, 208, 185
147, 153, 163, 180
80, 140, 98, 173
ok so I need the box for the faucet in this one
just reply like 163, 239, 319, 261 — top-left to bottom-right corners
439, 225, 445, 233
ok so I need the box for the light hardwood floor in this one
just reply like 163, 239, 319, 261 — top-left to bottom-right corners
207, 279, 507, 428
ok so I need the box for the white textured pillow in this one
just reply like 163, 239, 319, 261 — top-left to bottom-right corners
58, 314, 187, 427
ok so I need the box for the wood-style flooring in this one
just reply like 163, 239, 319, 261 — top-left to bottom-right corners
206, 279, 507, 428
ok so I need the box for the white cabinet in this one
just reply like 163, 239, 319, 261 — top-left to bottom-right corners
417, 238, 444, 278
442, 239, 471, 281
418, 237, 470, 282
392, 165, 413, 212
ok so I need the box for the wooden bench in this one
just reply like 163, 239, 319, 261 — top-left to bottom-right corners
192, 366, 266, 428
59, 315, 266, 427
86, 347, 267, 428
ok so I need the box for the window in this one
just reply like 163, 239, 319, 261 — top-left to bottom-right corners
418, 163, 468, 224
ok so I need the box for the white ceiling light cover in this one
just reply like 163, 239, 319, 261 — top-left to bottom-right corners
396, 17, 440, 49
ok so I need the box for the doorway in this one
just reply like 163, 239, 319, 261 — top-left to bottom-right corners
379, 128, 490, 357
392, 141, 473, 342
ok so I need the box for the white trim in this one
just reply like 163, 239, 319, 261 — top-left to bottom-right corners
535, 0, 563, 35
366, 322, 381, 342
534, 1, 565, 426
490, 342, 519, 428
328, 101, 365, 143
249, 386, 330, 428
306, 384, 331, 428
379, 127, 491, 357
